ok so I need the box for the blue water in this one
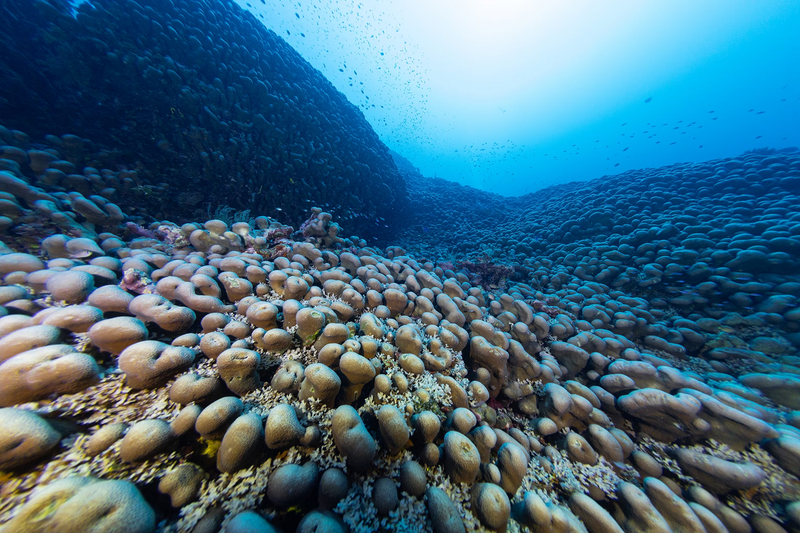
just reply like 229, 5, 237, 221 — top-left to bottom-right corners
241, 0, 800, 196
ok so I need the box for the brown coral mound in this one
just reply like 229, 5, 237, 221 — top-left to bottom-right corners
1, 120, 800, 532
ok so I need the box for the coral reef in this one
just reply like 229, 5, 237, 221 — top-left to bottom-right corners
0, 0, 408, 241
0, 0, 800, 519
1, 121, 800, 533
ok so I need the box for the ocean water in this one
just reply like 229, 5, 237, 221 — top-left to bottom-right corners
241, 0, 800, 196
0, 0, 799, 532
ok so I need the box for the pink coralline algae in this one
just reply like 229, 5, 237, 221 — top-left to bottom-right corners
119, 269, 156, 294
124, 222, 189, 251
264, 224, 294, 242
156, 225, 189, 247
125, 222, 158, 240
299, 207, 343, 247
437, 261, 455, 272
531, 298, 565, 318
456, 256, 520, 290
299, 210, 330, 239
246, 222, 295, 258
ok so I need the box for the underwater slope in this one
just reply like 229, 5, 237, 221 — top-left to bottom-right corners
1, 120, 800, 531
390, 150, 529, 260
0, 0, 407, 240
397, 147, 800, 292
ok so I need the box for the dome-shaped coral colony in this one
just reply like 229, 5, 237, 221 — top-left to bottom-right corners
1, 0, 800, 532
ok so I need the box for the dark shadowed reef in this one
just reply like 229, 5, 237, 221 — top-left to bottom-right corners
0, 0, 407, 241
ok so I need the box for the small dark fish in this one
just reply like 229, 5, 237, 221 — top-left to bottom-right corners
644, 97, 652, 103
614, 163, 620, 167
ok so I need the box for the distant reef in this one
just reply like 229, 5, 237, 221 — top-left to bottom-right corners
393, 148, 800, 266
0, 0, 408, 241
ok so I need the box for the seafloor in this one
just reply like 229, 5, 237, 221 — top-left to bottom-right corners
1, 0, 800, 532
